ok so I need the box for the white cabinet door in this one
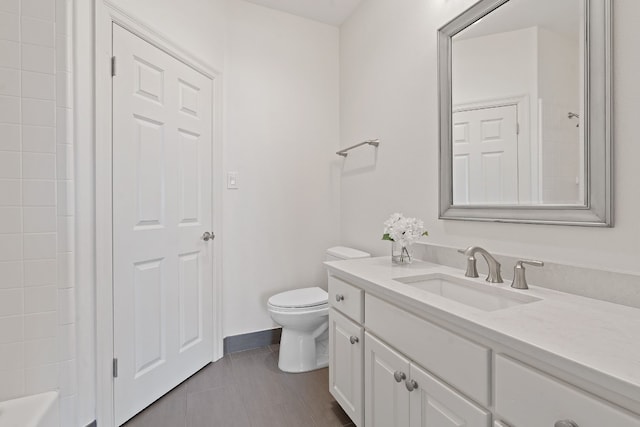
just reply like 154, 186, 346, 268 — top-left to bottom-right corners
365, 333, 411, 427
112, 24, 214, 425
409, 363, 491, 427
329, 308, 363, 426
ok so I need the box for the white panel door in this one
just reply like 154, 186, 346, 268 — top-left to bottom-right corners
329, 308, 363, 426
112, 24, 214, 425
452, 105, 518, 205
409, 363, 491, 427
365, 333, 410, 427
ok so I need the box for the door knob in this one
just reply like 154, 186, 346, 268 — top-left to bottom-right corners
335, 294, 344, 302
202, 231, 215, 241
405, 379, 418, 392
349, 336, 359, 345
393, 371, 406, 383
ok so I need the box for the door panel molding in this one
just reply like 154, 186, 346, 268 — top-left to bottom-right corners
95, 3, 223, 425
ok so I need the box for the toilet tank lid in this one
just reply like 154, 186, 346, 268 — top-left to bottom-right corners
268, 287, 328, 308
327, 246, 370, 260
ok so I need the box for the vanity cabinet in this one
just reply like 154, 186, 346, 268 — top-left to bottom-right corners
365, 332, 490, 427
327, 270, 640, 427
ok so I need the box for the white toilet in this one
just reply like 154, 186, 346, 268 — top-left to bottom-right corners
268, 246, 370, 373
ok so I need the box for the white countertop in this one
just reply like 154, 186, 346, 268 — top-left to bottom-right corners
325, 257, 640, 408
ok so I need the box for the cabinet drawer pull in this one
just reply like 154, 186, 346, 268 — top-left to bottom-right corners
405, 379, 418, 392
335, 294, 345, 302
555, 421, 578, 427
393, 371, 406, 383
349, 336, 359, 344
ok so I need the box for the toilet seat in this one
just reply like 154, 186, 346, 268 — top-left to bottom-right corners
268, 287, 328, 309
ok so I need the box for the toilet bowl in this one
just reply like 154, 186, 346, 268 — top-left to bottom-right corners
268, 246, 370, 373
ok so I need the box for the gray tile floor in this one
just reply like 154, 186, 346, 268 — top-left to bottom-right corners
123, 345, 354, 427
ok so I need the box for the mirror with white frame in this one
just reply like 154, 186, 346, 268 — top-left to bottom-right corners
438, 0, 612, 226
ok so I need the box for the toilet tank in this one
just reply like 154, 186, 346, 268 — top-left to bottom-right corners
326, 246, 370, 262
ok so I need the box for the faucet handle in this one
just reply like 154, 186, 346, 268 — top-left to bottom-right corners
516, 259, 544, 268
511, 259, 544, 290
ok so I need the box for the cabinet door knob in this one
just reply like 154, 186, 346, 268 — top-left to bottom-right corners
555, 421, 578, 427
349, 336, 359, 345
405, 379, 418, 392
202, 231, 215, 241
335, 294, 345, 302
393, 371, 406, 383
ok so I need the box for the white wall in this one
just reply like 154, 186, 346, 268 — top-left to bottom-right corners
452, 27, 538, 106
223, 0, 340, 336
108, 0, 226, 70
340, 0, 640, 276
0, 0, 75, 424
537, 27, 581, 203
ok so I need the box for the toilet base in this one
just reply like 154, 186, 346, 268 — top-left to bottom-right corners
278, 327, 329, 373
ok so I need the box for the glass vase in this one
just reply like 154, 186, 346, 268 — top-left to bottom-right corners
391, 242, 412, 264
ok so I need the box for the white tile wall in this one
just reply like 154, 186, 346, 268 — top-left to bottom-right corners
0, 0, 19, 14
22, 44, 55, 73
0, 13, 20, 41
22, 98, 56, 126
0, 123, 20, 150
0, 179, 21, 205
0, 288, 23, 316
22, 125, 55, 153
0, 95, 20, 122
0, 40, 20, 69
0, 261, 22, 287
24, 259, 56, 286
22, 152, 55, 179
23, 180, 56, 206
21, 0, 55, 21
0, 68, 20, 96
22, 71, 56, 100
0, 1, 76, 423
0, 234, 22, 260
55, 0, 76, 423
21, 16, 55, 47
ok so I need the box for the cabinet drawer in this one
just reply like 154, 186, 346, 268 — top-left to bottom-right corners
365, 294, 491, 406
329, 276, 363, 323
495, 354, 640, 427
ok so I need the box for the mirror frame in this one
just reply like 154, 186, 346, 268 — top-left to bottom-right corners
438, 0, 612, 227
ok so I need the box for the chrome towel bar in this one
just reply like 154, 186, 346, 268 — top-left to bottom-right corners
336, 139, 380, 157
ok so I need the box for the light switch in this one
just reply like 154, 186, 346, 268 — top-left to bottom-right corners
227, 172, 239, 189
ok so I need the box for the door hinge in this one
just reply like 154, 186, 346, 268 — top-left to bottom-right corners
111, 56, 116, 77
113, 358, 118, 378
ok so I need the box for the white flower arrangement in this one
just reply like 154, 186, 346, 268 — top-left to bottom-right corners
382, 213, 428, 248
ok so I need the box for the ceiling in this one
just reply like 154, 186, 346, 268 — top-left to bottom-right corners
243, 0, 364, 26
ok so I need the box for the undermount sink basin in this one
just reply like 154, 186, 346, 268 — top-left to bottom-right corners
394, 273, 541, 312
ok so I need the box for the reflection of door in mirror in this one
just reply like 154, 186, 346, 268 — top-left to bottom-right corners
451, 0, 584, 206
453, 105, 518, 205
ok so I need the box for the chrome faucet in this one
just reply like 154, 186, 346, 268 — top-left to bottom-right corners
511, 259, 544, 290
457, 246, 503, 283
